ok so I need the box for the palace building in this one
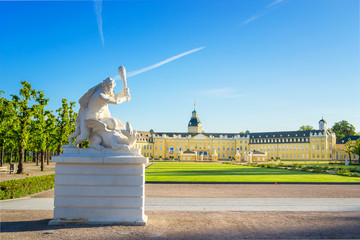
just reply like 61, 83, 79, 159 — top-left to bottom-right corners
134, 106, 339, 161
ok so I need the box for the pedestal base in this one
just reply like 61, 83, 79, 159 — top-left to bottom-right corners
49, 215, 147, 226
49, 148, 148, 226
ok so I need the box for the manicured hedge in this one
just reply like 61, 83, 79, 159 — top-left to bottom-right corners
0, 174, 55, 200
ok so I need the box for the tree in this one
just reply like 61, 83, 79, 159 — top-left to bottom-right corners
31, 90, 50, 171
11, 81, 40, 174
331, 121, 358, 140
0, 91, 15, 166
351, 139, 360, 165
343, 138, 354, 165
55, 99, 77, 154
44, 112, 57, 164
299, 125, 315, 131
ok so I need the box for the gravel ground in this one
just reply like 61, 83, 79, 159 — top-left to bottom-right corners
3, 166, 360, 239
30, 183, 360, 199
1, 210, 360, 239
0, 162, 56, 182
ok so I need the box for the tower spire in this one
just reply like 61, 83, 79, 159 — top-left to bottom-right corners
194, 99, 196, 111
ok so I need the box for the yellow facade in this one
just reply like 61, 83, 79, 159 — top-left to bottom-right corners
249, 131, 336, 161
179, 150, 198, 161
134, 108, 344, 162
245, 150, 268, 162
335, 136, 360, 162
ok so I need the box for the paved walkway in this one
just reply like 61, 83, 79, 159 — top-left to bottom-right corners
2, 197, 360, 211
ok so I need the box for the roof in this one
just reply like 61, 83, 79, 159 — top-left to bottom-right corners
183, 149, 196, 154
249, 130, 326, 139
136, 131, 153, 142
152, 132, 249, 138
252, 150, 266, 155
188, 118, 201, 127
319, 118, 327, 123
336, 135, 360, 144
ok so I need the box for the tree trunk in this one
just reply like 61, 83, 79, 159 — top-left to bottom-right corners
349, 153, 352, 165
40, 150, 44, 171
1, 146, 4, 167
9, 149, 13, 164
35, 151, 39, 166
17, 146, 24, 174
57, 143, 61, 155
46, 150, 50, 165
32, 151, 36, 163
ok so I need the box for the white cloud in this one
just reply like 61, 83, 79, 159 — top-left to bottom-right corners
243, 13, 265, 25
114, 47, 205, 80
93, 0, 104, 46
243, 0, 286, 25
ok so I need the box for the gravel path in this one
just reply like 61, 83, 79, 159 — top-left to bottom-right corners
0, 162, 55, 182
1, 210, 360, 239
30, 183, 360, 199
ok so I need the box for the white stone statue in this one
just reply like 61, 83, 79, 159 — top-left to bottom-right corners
63, 66, 138, 151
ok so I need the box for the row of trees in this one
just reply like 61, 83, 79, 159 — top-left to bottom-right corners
0, 81, 77, 173
299, 120, 358, 140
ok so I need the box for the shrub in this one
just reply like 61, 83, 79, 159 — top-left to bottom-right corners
349, 167, 357, 172
0, 174, 55, 200
313, 167, 324, 173
301, 166, 310, 172
293, 164, 303, 168
337, 169, 351, 176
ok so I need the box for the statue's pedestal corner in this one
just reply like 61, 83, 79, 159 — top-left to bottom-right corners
48, 215, 147, 226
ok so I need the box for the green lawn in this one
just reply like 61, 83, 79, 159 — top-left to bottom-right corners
145, 162, 360, 183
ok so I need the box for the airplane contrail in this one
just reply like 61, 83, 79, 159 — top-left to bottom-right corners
93, 0, 104, 46
114, 47, 205, 80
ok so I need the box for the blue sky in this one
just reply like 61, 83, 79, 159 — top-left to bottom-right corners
0, 0, 359, 133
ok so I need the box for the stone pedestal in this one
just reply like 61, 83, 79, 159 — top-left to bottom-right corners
49, 148, 148, 225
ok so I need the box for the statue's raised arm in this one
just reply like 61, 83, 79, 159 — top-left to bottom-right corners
63, 66, 138, 152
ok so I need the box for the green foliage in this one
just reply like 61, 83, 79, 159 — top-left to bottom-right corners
55, 99, 77, 153
351, 139, 360, 160
335, 168, 360, 177
0, 81, 78, 172
331, 120, 358, 140
299, 125, 315, 131
0, 174, 55, 199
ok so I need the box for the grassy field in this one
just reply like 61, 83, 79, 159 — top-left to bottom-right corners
145, 162, 360, 183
